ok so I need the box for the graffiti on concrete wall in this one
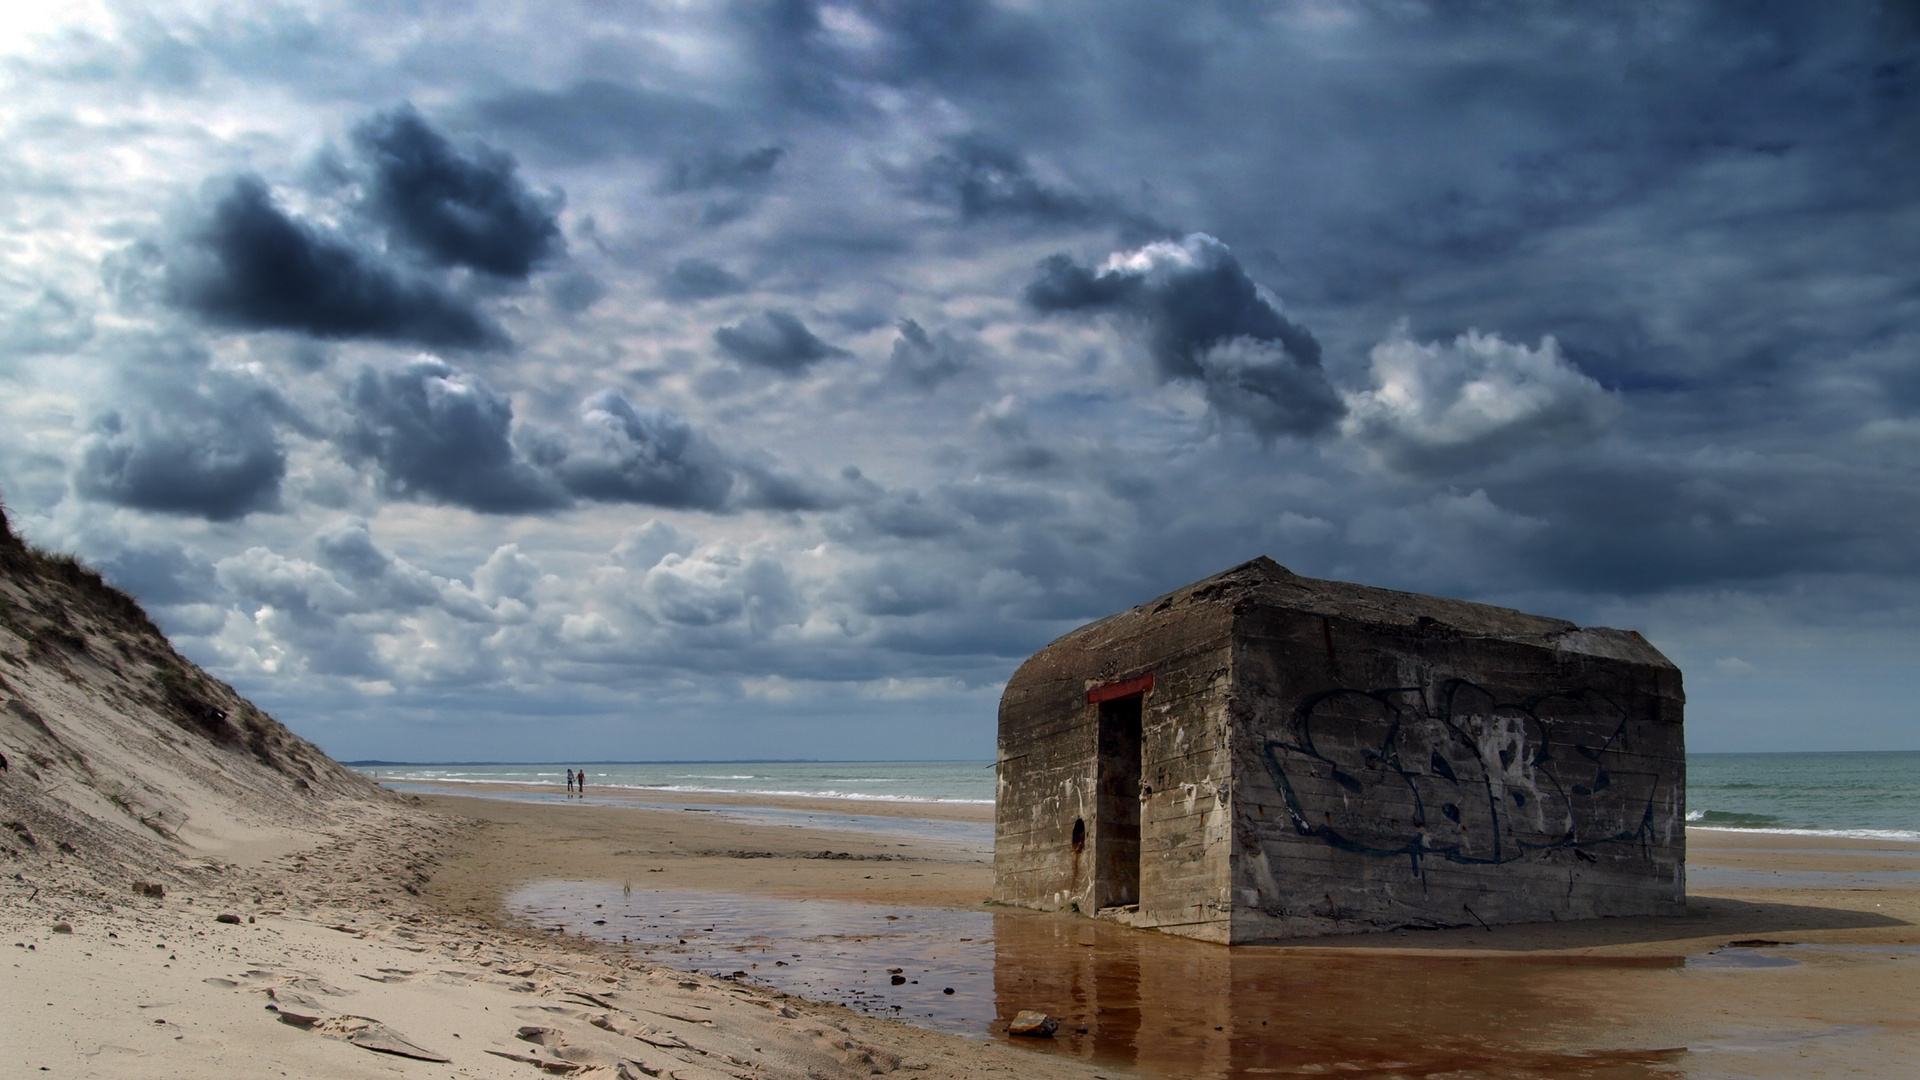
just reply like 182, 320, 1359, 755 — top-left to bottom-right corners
1259, 679, 1670, 866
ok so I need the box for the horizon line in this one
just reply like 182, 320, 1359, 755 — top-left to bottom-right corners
343, 758, 994, 766
341, 749, 1919, 768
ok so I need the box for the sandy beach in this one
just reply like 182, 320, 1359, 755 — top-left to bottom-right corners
11, 770, 1916, 1079
421, 789, 1920, 1077
2, 790, 1088, 1080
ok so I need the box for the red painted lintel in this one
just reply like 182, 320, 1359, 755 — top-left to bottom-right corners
1087, 673, 1154, 704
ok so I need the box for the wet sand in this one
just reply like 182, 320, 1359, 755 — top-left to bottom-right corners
392, 777, 995, 824
413, 784, 1920, 1079
7, 795, 1094, 1080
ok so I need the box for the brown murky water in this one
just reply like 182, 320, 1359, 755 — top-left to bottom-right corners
987, 914, 1689, 1079
513, 882, 1704, 1079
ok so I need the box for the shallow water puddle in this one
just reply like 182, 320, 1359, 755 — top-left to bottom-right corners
1685, 866, 1920, 889
1684, 947, 1801, 970
513, 881, 1715, 1079
513, 882, 998, 1033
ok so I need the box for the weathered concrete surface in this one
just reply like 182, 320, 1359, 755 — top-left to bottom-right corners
993, 578, 1237, 941
994, 557, 1685, 943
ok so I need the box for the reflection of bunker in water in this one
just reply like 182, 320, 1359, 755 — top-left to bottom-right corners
993, 557, 1687, 942
517, 882, 1691, 1079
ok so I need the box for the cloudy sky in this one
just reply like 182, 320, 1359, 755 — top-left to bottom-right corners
2, 1, 1916, 762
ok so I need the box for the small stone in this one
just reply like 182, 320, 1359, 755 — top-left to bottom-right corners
516, 1025, 561, 1046
890, 975, 906, 985
51, 922, 73, 934
1008, 1010, 1058, 1037
942, 988, 955, 995
216, 913, 242, 924
344, 1021, 450, 1061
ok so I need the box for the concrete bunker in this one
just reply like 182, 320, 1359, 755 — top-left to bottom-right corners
992, 557, 1686, 943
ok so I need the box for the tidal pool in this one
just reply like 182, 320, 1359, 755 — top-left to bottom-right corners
512, 881, 1704, 1079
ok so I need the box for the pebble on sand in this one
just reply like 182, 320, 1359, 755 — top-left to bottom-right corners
1007, 1010, 1058, 1037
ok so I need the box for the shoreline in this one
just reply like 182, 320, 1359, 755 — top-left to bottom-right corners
9, 781, 1919, 1078
423, 786, 1920, 956
382, 777, 995, 824
372, 774, 1920, 845
1687, 824, 1920, 844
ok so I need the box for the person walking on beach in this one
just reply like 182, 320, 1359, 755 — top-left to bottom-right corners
566, 768, 575, 796
576, 767, 585, 796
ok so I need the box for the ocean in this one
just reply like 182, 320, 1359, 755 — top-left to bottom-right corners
354, 751, 1920, 841
351, 759, 996, 805
1687, 750, 1920, 841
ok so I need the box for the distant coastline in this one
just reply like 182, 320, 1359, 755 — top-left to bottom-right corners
344, 758, 833, 767
352, 759, 998, 807
353, 752, 1918, 839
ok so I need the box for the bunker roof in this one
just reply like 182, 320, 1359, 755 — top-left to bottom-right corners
1047, 556, 1675, 671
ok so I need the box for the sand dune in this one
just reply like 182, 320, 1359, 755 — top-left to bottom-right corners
0, 512, 377, 880
0, 510, 1105, 1080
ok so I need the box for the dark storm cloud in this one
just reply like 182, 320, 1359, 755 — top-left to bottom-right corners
1110, 3, 1920, 382
1496, 455, 1920, 597
732, 460, 853, 512
74, 368, 290, 521
548, 390, 736, 510
1027, 235, 1344, 438
91, 541, 217, 608
353, 107, 565, 280
661, 259, 747, 302
15, 0, 1920, 758
713, 310, 847, 372
847, 559, 962, 618
158, 176, 504, 349
861, 1, 1051, 85
343, 359, 564, 512
310, 518, 445, 611
0, 288, 93, 358
341, 363, 852, 514
663, 146, 785, 193
547, 270, 605, 314
725, 0, 853, 118
886, 319, 969, 388
468, 80, 737, 164
911, 133, 1143, 230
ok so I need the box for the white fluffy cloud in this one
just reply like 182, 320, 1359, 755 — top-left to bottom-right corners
1342, 328, 1617, 475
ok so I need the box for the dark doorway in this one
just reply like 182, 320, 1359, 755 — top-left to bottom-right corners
1095, 693, 1143, 909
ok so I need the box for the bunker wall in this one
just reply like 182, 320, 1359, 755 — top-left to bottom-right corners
994, 601, 1237, 939
1226, 606, 1686, 942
